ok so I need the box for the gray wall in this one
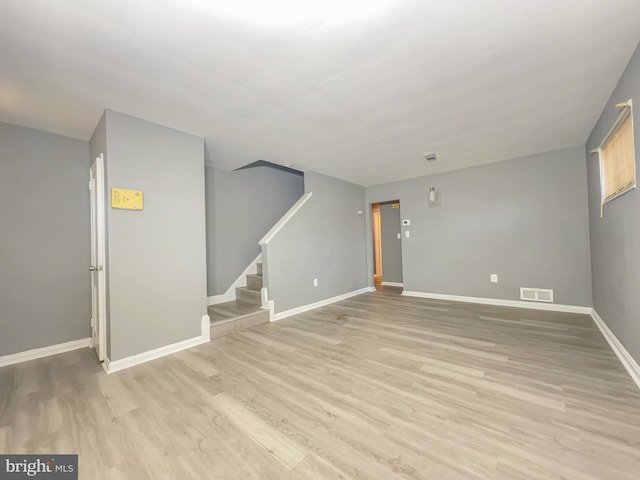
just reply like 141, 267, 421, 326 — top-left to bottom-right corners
205, 166, 304, 296
366, 146, 593, 307
586, 42, 640, 363
0, 122, 90, 355
264, 171, 368, 313
379, 203, 403, 284
104, 111, 207, 360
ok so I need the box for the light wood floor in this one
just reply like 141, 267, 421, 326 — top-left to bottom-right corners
208, 300, 264, 323
2, 290, 640, 479
374, 284, 403, 294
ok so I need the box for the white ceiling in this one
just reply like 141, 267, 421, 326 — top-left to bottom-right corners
1, 0, 639, 186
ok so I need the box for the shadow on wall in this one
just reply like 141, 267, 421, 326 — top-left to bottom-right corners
205, 163, 304, 297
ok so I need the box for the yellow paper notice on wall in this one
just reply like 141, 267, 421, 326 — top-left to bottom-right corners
111, 188, 144, 210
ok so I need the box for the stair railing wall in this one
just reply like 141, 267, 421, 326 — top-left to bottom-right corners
259, 192, 314, 319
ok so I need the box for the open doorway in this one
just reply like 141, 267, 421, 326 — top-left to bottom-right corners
371, 200, 403, 293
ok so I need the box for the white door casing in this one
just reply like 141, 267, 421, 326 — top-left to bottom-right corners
372, 206, 383, 278
90, 154, 107, 361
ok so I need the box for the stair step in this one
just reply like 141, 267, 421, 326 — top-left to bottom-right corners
210, 309, 269, 339
246, 274, 263, 291
236, 286, 261, 306
256, 262, 262, 276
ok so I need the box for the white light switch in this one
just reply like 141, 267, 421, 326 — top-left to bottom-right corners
313, 278, 318, 287
397, 233, 401, 239
405, 231, 410, 238
490, 274, 498, 283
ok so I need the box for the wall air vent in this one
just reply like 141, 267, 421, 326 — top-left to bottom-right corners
520, 287, 554, 303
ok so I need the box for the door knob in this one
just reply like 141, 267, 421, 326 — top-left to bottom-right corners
89, 266, 98, 271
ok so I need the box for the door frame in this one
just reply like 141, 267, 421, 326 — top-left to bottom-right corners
90, 154, 107, 361
371, 200, 404, 288
371, 204, 383, 281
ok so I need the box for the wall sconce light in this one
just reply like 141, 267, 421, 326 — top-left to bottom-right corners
429, 186, 437, 203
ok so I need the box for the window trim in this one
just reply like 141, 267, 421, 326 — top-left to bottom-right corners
591, 99, 636, 217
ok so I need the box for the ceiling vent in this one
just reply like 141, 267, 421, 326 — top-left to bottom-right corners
520, 287, 554, 303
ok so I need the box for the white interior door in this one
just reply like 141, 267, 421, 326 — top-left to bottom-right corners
90, 154, 107, 361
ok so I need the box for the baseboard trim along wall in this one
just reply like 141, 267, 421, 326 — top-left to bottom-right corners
207, 254, 261, 306
401, 291, 592, 314
381, 281, 404, 287
0, 337, 91, 368
103, 315, 211, 374
104, 335, 208, 374
271, 287, 374, 322
591, 309, 640, 390
201, 314, 211, 341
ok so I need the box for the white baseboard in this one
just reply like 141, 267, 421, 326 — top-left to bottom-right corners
401, 291, 592, 314
207, 254, 261, 306
201, 314, 211, 341
0, 337, 91, 368
381, 281, 404, 287
104, 315, 211, 374
271, 287, 371, 322
104, 334, 209, 374
261, 287, 275, 320
591, 309, 640, 390
102, 356, 110, 374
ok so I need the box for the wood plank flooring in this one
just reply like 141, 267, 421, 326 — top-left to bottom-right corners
208, 300, 265, 323
208, 300, 270, 339
2, 290, 640, 479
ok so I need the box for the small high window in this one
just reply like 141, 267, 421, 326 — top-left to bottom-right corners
594, 100, 636, 215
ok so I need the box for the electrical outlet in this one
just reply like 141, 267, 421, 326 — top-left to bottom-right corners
397, 233, 401, 239
313, 278, 318, 287
490, 274, 498, 283
405, 230, 410, 238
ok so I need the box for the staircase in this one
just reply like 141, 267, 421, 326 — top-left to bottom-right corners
235, 261, 263, 306
208, 262, 269, 339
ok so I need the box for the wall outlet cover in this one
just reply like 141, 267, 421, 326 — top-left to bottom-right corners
402, 219, 411, 226
490, 274, 498, 283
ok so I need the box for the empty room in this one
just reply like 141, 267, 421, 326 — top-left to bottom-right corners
2, 1, 640, 479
